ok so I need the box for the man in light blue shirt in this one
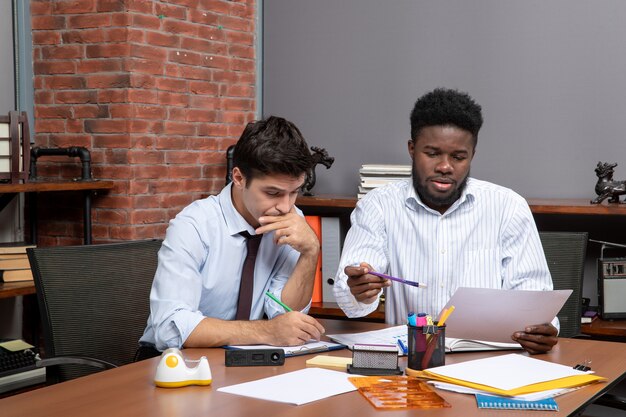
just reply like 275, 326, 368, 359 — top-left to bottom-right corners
140, 116, 324, 354
334, 88, 559, 354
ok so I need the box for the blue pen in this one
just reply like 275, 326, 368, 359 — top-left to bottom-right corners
397, 339, 408, 355
368, 271, 427, 288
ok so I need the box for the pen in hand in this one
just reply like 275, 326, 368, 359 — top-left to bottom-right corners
367, 271, 427, 288
265, 291, 293, 312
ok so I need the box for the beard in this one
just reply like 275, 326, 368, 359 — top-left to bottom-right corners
411, 164, 469, 210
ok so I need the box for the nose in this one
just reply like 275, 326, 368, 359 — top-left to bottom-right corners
275, 194, 294, 214
435, 156, 453, 174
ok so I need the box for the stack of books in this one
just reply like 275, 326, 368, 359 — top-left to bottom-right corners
0, 243, 35, 283
358, 164, 411, 199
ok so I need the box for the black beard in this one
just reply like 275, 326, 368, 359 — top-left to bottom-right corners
411, 164, 469, 210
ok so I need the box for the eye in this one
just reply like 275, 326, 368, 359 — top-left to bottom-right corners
453, 154, 467, 161
266, 191, 279, 197
425, 151, 438, 158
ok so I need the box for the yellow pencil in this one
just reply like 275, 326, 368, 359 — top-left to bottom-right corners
438, 305, 455, 326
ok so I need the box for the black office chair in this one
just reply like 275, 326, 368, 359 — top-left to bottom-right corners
27, 239, 162, 383
539, 231, 587, 338
539, 232, 626, 412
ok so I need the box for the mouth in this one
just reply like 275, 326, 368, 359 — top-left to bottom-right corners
429, 177, 455, 192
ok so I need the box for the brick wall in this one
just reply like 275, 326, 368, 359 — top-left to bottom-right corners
30, 0, 256, 245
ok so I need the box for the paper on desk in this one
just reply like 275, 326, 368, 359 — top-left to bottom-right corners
217, 368, 359, 405
442, 287, 572, 343
428, 381, 580, 401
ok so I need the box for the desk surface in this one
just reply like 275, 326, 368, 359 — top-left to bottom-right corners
2, 320, 626, 417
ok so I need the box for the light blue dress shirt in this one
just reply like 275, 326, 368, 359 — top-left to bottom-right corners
140, 183, 305, 350
334, 178, 555, 327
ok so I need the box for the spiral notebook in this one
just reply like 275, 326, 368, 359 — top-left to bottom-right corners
475, 394, 558, 411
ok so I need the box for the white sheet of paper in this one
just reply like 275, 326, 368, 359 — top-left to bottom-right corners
217, 368, 358, 405
442, 287, 572, 343
326, 325, 406, 354
426, 353, 588, 391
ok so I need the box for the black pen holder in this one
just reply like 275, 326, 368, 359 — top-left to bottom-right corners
407, 323, 446, 371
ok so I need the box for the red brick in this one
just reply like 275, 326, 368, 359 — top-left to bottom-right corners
189, 137, 223, 150
128, 89, 159, 104
167, 107, 187, 121
155, 3, 187, 20
73, 104, 110, 118
129, 119, 163, 134
35, 61, 76, 75
97, 0, 126, 12
162, 20, 198, 37
167, 165, 202, 178
53, 0, 96, 14
131, 14, 162, 30
32, 16, 66, 30
63, 29, 106, 44
228, 44, 254, 59
104, 149, 130, 164
196, 151, 224, 164
36, 106, 74, 119
66, 119, 86, 133
135, 105, 167, 120
129, 180, 151, 194
130, 136, 157, 149
186, 109, 217, 122
85, 119, 129, 134
128, 150, 164, 164
197, 123, 228, 137
181, 37, 227, 55
32, 32, 62, 45
156, 77, 188, 93
230, 57, 255, 72
35, 91, 55, 104
132, 165, 168, 179
202, 54, 229, 69
158, 91, 189, 107
93, 134, 131, 148
165, 151, 200, 164
126, 58, 164, 75
162, 193, 194, 208
98, 89, 128, 103
163, 121, 196, 136
197, 25, 226, 42
188, 9, 219, 25
223, 98, 253, 111
31, 1, 54, 15
68, 14, 112, 29
48, 134, 92, 148
36, 119, 66, 133
218, 15, 251, 32
181, 67, 212, 81
225, 30, 254, 46
131, 196, 162, 210
130, 73, 157, 88
156, 136, 188, 150
168, 49, 202, 66
95, 165, 132, 179
145, 31, 180, 48
230, 2, 255, 19
86, 74, 131, 89
189, 95, 220, 109
86, 44, 130, 58
54, 90, 98, 103
111, 12, 132, 26
95, 207, 128, 224
131, 44, 168, 61
222, 111, 247, 125
78, 59, 124, 73
200, 0, 230, 15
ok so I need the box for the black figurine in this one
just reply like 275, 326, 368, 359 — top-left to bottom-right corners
302, 146, 334, 196
591, 162, 626, 204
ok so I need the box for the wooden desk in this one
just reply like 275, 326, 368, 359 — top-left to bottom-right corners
0, 180, 114, 244
582, 318, 626, 342
2, 320, 625, 417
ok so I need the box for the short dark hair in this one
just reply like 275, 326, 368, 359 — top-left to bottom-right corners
410, 88, 483, 145
232, 116, 313, 182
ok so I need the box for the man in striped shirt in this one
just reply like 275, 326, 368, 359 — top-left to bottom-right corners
334, 88, 558, 354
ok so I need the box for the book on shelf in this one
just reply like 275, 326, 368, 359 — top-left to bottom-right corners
304, 216, 323, 303
0, 256, 30, 270
581, 310, 598, 324
321, 217, 342, 303
0, 268, 33, 282
0, 253, 29, 261
0, 243, 35, 255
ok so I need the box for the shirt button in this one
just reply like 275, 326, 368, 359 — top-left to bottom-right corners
440, 248, 446, 254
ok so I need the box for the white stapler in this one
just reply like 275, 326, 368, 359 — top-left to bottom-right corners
154, 348, 212, 388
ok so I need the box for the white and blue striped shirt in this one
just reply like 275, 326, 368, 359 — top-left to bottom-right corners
334, 178, 553, 326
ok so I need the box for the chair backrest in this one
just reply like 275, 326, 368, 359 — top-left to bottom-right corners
538, 232, 588, 338
27, 239, 162, 382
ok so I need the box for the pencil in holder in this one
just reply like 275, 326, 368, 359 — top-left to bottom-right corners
407, 323, 446, 371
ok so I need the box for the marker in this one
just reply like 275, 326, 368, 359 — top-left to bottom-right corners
264, 291, 293, 312
408, 312, 417, 326
438, 305, 455, 326
397, 339, 408, 355
367, 271, 427, 288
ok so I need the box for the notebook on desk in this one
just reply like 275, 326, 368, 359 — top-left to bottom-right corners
225, 340, 345, 357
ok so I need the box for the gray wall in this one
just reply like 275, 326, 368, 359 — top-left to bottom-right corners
0, 0, 15, 113
263, 0, 626, 199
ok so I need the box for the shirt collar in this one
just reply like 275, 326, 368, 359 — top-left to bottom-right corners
404, 177, 476, 215
219, 182, 257, 236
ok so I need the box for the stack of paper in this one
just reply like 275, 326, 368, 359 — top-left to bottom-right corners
358, 164, 411, 199
413, 353, 605, 397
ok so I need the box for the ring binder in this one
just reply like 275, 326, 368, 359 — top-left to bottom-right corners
475, 394, 559, 411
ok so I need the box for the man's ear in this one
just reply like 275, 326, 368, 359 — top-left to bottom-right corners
407, 139, 415, 161
232, 167, 246, 188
